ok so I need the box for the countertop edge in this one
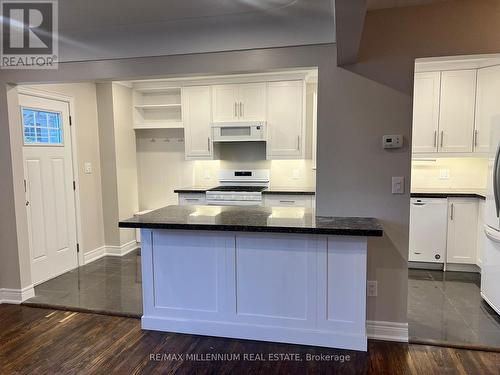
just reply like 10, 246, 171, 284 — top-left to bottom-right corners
410, 192, 486, 200
119, 222, 383, 237
174, 188, 316, 195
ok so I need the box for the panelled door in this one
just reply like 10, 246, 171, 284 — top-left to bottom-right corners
20, 94, 78, 285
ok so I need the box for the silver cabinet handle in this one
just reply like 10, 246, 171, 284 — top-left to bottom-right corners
207, 137, 211, 152
234, 102, 238, 117
433, 130, 437, 148
474, 129, 478, 147
185, 198, 200, 201
440, 131, 444, 148
450, 203, 454, 220
297, 135, 300, 150
279, 200, 296, 204
240, 102, 243, 118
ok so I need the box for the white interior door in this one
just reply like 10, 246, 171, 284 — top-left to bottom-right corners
20, 94, 78, 285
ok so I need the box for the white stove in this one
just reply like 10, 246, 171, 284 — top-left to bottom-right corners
206, 170, 269, 206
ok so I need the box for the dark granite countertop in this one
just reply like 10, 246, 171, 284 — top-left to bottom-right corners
174, 187, 213, 193
119, 205, 383, 237
174, 186, 315, 195
411, 191, 486, 200
262, 187, 315, 195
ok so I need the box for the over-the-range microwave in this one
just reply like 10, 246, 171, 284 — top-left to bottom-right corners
212, 121, 266, 142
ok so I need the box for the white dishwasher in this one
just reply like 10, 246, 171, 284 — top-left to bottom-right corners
409, 198, 448, 263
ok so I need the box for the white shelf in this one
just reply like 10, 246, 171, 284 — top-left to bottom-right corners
135, 87, 181, 93
134, 104, 181, 109
133, 122, 184, 130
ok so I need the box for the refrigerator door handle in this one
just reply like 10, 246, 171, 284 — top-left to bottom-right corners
485, 226, 500, 243
494, 143, 500, 217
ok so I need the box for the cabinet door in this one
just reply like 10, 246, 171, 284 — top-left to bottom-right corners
439, 70, 476, 153
178, 193, 207, 205
182, 86, 213, 159
266, 81, 305, 159
212, 85, 239, 122
263, 195, 313, 208
238, 83, 266, 121
409, 198, 448, 263
412, 72, 440, 153
474, 65, 500, 153
447, 198, 478, 264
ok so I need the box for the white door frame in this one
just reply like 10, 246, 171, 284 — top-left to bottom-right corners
17, 86, 84, 268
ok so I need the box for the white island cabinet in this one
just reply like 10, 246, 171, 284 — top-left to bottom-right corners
119, 205, 382, 352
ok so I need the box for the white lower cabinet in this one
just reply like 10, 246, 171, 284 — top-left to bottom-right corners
178, 193, 206, 205
446, 198, 478, 264
409, 198, 448, 263
263, 195, 314, 208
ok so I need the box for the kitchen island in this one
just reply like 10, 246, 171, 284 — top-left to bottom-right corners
119, 205, 382, 351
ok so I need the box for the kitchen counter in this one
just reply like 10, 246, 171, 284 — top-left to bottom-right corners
174, 186, 316, 195
174, 187, 213, 193
262, 187, 315, 195
121, 205, 382, 351
119, 205, 382, 237
411, 189, 486, 200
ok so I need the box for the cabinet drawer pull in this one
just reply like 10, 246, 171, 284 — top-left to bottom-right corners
185, 198, 200, 201
440, 131, 444, 148
279, 200, 296, 204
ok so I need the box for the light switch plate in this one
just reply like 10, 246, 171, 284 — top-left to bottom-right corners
392, 176, 405, 194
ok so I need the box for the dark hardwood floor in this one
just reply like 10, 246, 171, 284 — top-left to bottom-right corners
1, 305, 500, 374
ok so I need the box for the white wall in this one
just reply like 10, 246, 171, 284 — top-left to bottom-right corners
136, 129, 195, 210
412, 158, 488, 191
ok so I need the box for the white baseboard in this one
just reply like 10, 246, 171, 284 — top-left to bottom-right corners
366, 320, 409, 343
83, 241, 139, 265
445, 263, 480, 273
0, 285, 35, 304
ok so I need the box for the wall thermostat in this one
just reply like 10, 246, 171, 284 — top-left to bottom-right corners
382, 135, 403, 149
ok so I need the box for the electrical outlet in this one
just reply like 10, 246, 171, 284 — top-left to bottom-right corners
204, 170, 211, 179
367, 280, 378, 297
84, 162, 92, 174
439, 169, 450, 180
292, 169, 300, 180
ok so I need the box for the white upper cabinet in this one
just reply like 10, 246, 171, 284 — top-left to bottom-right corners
266, 80, 305, 159
237, 83, 266, 121
475, 65, 500, 154
438, 70, 477, 153
412, 72, 441, 153
182, 86, 213, 160
212, 85, 239, 122
212, 83, 266, 122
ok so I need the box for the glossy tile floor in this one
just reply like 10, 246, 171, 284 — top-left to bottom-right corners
408, 269, 500, 348
24, 249, 142, 317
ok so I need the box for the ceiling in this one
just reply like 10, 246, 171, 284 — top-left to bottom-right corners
55, 0, 335, 62
367, 0, 448, 10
